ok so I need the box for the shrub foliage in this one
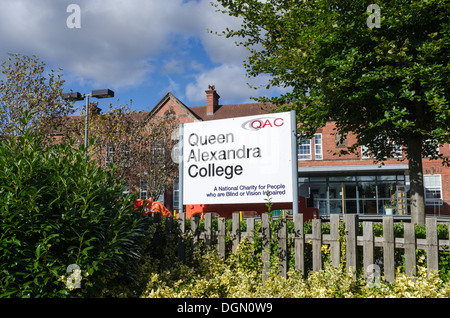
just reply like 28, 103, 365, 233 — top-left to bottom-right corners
140, 238, 450, 298
104, 216, 450, 298
0, 117, 146, 297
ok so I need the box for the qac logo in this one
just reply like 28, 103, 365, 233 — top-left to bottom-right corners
241, 117, 284, 131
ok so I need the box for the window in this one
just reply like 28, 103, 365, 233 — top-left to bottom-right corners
120, 142, 130, 168
298, 136, 311, 160
140, 180, 148, 200
424, 175, 442, 206
151, 180, 164, 204
105, 142, 115, 165
392, 141, 402, 158
314, 134, 323, 160
299, 174, 408, 215
424, 139, 440, 158
165, 110, 174, 120
361, 145, 371, 159
335, 132, 347, 148
151, 139, 165, 164
122, 182, 129, 197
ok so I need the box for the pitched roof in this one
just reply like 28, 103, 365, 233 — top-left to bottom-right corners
189, 102, 276, 121
148, 92, 200, 122
146, 91, 279, 122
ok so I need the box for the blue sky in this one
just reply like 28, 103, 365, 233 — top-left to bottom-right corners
0, 0, 288, 113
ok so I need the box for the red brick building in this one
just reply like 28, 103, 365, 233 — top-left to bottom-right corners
145, 86, 450, 217
87, 85, 450, 217
296, 122, 450, 217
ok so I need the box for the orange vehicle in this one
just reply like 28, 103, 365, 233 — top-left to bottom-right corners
183, 196, 318, 221
133, 198, 172, 217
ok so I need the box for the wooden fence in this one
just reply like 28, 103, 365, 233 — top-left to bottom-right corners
153, 212, 450, 283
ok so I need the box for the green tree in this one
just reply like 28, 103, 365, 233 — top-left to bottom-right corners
0, 113, 147, 297
0, 54, 72, 139
64, 102, 179, 202
213, 0, 450, 225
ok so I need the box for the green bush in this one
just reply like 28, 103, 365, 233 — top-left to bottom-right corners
95, 215, 450, 298
0, 119, 147, 297
140, 238, 450, 298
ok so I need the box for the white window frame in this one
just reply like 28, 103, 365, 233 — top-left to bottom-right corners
120, 142, 130, 168
361, 145, 371, 159
139, 180, 148, 200
298, 136, 312, 160
151, 139, 165, 164
105, 142, 115, 165
424, 174, 443, 206
314, 133, 323, 160
392, 141, 403, 158
151, 180, 164, 204
122, 182, 130, 197
424, 139, 440, 158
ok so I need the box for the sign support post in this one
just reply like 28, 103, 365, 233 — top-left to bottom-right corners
178, 123, 184, 214
290, 110, 299, 215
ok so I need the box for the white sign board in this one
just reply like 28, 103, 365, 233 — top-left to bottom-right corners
182, 111, 295, 205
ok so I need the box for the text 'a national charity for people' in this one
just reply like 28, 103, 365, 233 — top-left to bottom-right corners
205, 183, 287, 199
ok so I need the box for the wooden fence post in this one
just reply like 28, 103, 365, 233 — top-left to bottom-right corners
383, 215, 395, 283
426, 217, 439, 277
363, 221, 374, 278
205, 213, 212, 251
344, 214, 358, 279
330, 214, 340, 268
232, 212, 241, 253
218, 217, 226, 259
312, 218, 322, 272
262, 213, 271, 282
191, 216, 200, 261
294, 213, 305, 275
404, 222, 416, 276
278, 218, 287, 278
247, 218, 255, 244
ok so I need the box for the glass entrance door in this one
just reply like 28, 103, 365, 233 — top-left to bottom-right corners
298, 175, 408, 216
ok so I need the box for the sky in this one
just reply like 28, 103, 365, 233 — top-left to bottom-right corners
0, 0, 288, 113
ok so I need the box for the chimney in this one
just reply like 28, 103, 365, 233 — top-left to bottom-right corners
206, 85, 220, 115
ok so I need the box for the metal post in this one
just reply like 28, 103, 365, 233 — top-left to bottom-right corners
84, 93, 90, 159
178, 123, 184, 213
290, 110, 299, 215
62, 89, 113, 161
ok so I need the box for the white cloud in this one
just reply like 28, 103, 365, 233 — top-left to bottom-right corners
0, 0, 211, 86
194, 1, 249, 65
185, 64, 288, 104
0, 0, 285, 105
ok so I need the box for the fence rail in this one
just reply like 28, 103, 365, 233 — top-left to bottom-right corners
154, 212, 450, 283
